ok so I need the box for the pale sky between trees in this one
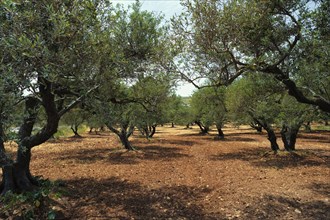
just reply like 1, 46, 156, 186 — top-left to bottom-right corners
112, 0, 196, 97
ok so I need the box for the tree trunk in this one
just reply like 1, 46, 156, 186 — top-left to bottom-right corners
263, 66, 330, 113
195, 121, 209, 134
119, 133, 135, 151
251, 116, 279, 152
150, 125, 156, 137
265, 127, 279, 152
171, 122, 175, 128
280, 125, 300, 151
71, 125, 81, 138
215, 124, 224, 139
303, 121, 312, 133
1, 148, 39, 195
1, 84, 62, 195
1, 165, 14, 195
106, 124, 135, 151
250, 121, 262, 133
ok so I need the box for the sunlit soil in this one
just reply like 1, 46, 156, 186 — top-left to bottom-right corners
5, 125, 330, 219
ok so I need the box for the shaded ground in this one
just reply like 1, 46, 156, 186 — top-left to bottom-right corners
25, 126, 330, 219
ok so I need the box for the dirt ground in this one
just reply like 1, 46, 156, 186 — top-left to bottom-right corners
25, 125, 330, 219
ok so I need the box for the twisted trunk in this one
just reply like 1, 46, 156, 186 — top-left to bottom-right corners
263, 66, 330, 113
143, 125, 156, 139
71, 124, 81, 137
195, 121, 209, 134
107, 123, 135, 151
216, 124, 224, 139
252, 117, 279, 152
280, 124, 301, 151
250, 121, 263, 133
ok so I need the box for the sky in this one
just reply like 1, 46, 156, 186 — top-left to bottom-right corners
112, 0, 196, 97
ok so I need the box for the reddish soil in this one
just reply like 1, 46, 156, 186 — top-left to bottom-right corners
18, 126, 330, 219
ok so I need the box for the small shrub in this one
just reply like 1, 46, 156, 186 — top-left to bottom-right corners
0, 179, 65, 219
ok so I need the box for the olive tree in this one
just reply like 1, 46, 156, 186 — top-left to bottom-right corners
227, 73, 313, 152
190, 86, 227, 137
61, 108, 89, 138
0, 0, 108, 194
131, 74, 173, 139
172, 0, 330, 113
165, 95, 192, 128
90, 1, 171, 149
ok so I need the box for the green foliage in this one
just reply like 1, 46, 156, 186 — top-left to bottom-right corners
191, 86, 227, 128
0, 180, 64, 219
226, 73, 314, 129
165, 94, 192, 126
173, 0, 330, 112
131, 74, 173, 133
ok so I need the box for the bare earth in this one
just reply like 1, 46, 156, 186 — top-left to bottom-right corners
26, 126, 329, 219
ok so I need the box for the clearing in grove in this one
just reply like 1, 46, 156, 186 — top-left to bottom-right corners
10, 125, 330, 219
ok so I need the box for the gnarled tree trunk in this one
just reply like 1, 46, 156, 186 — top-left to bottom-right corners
280, 125, 301, 151
215, 124, 224, 140
107, 123, 136, 151
250, 121, 263, 133
252, 117, 279, 152
195, 121, 209, 134
71, 125, 82, 138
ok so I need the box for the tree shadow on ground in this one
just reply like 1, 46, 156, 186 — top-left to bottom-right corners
64, 177, 224, 219
132, 138, 197, 146
214, 136, 257, 142
56, 148, 111, 164
105, 145, 191, 165
56, 145, 191, 165
211, 148, 330, 169
46, 138, 84, 144
298, 132, 330, 144
156, 139, 196, 146
309, 183, 330, 198
242, 194, 330, 220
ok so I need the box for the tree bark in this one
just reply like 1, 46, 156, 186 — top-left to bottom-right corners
280, 125, 300, 151
149, 125, 156, 138
1, 81, 60, 195
250, 121, 263, 133
303, 121, 312, 133
263, 66, 330, 113
71, 125, 81, 138
119, 133, 135, 151
216, 124, 225, 139
106, 123, 135, 151
195, 121, 209, 134
252, 117, 279, 152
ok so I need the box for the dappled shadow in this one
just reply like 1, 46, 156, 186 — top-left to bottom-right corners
177, 132, 211, 137
64, 177, 224, 219
132, 138, 197, 146
177, 132, 260, 142
224, 131, 263, 136
85, 132, 113, 138
242, 194, 330, 219
46, 137, 84, 144
218, 136, 257, 142
56, 148, 111, 164
298, 132, 330, 144
56, 145, 191, 165
158, 139, 196, 146
211, 148, 330, 169
309, 183, 330, 198
138, 145, 191, 160
106, 145, 191, 165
